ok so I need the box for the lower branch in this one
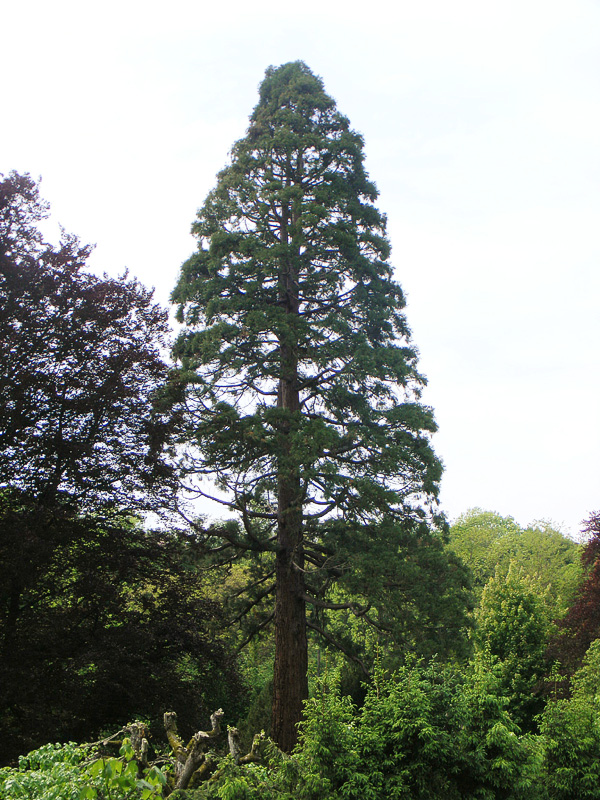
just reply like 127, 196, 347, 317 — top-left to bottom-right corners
306, 619, 371, 678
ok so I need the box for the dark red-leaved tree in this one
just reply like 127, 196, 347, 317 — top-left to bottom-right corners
0, 173, 204, 761
548, 512, 600, 674
0, 171, 177, 511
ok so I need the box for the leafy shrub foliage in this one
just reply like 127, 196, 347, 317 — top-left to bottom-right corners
540, 639, 600, 799
10, 647, 600, 799
473, 565, 553, 730
181, 663, 543, 800
0, 739, 166, 800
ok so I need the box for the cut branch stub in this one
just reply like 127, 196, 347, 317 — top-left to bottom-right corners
163, 709, 224, 790
227, 726, 269, 766
124, 722, 149, 766
163, 711, 187, 764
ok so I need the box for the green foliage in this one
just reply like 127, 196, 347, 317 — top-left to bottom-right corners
317, 523, 473, 673
80, 740, 167, 800
448, 509, 580, 613
0, 495, 245, 764
473, 565, 553, 730
346, 662, 540, 800
174, 748, 298, 800
295, 683, 367, 800
182, 664, 542, 800
25, 650, 600, 800
0, 742, 87, 800
0, 739, 167, 800
540, 640, 600, 799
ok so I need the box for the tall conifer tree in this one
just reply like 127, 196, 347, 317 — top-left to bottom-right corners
172, 62, 444, 750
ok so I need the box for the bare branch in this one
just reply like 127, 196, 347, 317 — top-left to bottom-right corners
301, 593, 370, 615
236, 611, 275, 651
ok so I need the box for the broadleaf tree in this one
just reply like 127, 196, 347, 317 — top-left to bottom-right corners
172, 62, 445, 750
549, 511, 600, 674
0, 171, 187, 756
0, 171, 177, 511
448, 508, 581, 612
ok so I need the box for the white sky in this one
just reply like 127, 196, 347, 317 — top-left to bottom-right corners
3, 0, 599, 537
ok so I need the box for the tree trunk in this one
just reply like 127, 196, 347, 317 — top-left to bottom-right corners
272, 197, 307, 751
3, 580, 21, 653
272, 449, 307, 751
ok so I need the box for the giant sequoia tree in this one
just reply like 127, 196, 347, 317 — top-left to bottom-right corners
172, 62, 444, 750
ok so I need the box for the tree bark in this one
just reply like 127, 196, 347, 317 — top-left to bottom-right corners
163, 709, 223, 790
272, 445, 307, 751
271, 198, 308, 752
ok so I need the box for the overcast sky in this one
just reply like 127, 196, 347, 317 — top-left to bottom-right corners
3, 0, 599, 537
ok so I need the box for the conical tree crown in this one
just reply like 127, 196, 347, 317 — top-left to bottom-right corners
173, 61, 441, 521
252, 61, 336, 133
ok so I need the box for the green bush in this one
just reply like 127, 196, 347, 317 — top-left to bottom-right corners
540, 639, 600, 799
0, 739, 167, 800
202, 664, 542, 800
0, 742, 87, 800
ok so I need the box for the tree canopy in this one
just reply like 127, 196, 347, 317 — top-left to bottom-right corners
473, 565, 552, 730
172, 61, 447, 749
448, 508, 580, 613
549, 511, 600, 673
0, 171, 177, 512
0, 494, 245, 764
0, 172, 201, 762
